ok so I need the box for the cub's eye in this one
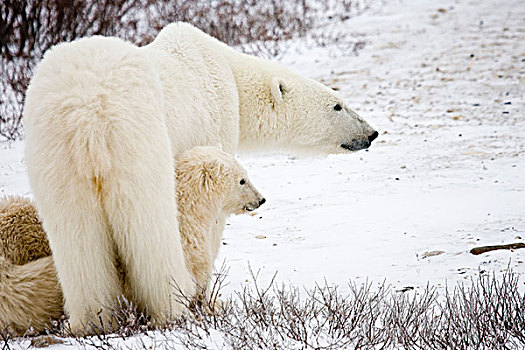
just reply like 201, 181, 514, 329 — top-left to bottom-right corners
240, 179, 246, 185
334, 104, 342, 111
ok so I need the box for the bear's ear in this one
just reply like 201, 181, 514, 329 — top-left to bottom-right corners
271, 77, 287, 104
202, 159, 222, 186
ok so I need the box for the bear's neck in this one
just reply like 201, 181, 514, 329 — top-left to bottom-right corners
176, 187, 222, 241
227, 53, 292, 151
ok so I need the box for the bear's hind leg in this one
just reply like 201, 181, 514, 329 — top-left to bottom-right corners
32, 178, 122, 334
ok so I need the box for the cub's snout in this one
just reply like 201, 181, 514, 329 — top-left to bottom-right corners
244, 197, 266, 212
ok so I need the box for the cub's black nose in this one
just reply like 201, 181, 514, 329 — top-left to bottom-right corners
259, 198, 266, 206
368, 131, 379, 143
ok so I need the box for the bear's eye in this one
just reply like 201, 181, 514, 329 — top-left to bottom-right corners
334, 104, 342, 111
240, 179, 246, 185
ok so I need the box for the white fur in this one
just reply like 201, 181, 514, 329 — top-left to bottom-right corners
0, 147, 262, 334
24, 23, 376, 331
24, 37, 193, 330
175, 146, 263, 296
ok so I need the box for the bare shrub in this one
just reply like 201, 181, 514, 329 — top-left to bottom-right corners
96, 270, 525, 349
0, 0, 144, 141
142, 0, 314, 58
433, 271, 525, 349
0, 61, 25, 141
1, 268, 523, 349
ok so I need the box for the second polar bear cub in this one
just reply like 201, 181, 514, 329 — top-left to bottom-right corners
0, 146, 264, 334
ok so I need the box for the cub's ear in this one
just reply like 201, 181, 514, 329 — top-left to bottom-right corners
271, 77, 287, 104
202, 159, 222, 186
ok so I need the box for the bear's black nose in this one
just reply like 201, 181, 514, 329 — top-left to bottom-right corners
259, 198, 266, 206
368, 131, 379, 143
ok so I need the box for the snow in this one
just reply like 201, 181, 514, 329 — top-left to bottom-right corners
220, 0, 525, 294
1, 0, 524, 347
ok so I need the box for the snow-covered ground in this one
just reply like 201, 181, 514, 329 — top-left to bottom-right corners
1, 0, 524, 344
217, 0, 525, 294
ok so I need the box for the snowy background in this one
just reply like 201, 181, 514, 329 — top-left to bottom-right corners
1, 0, 524, 329
225, 0, 525, 295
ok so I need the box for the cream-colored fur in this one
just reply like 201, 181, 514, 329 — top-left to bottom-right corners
0, 147, 263, 334
24, 37, 193, 331
175, 147, 264, 293
0, 196, 51, 265
148, 23, 377, 154
23, 22, 375, 331
0, 256, 62, 336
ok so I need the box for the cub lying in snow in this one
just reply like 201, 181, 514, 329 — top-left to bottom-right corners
0, 146, 265, 335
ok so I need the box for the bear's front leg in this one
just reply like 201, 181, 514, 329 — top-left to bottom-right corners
202, 215, 228, 312
97, 126, 196, 325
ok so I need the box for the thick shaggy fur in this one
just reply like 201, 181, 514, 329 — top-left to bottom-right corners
0, 147, 263, 334
0, 256, 62, 335
23, 23, 375, 331
175, 147, 263, 292
0, 196, 51, 265
24, 37, 193, 331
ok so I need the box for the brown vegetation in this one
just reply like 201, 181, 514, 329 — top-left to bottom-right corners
2, 266, 523, 349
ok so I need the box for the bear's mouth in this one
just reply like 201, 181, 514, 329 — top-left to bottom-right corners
243, 205, 256, 211
341, 140, 370, 151
243, 199, 265, 212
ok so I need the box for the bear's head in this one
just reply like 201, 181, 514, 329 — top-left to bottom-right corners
239, 67, 378, 154
270, 75, 378, 154
175, 146, 265, 217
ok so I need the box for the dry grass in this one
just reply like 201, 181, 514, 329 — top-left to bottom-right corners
2, 266, 523, 349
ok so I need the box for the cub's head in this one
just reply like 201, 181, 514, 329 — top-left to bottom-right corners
175, 146, 265, 216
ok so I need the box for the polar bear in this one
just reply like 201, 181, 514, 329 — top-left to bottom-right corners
0, 196, 51, 265
175, 146, 264, 296
0, 146, 264, 335
23, 22, 377, 331
0, 256, 62, 336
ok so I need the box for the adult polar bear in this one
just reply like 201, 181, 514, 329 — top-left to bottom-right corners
24, 22, 377, 331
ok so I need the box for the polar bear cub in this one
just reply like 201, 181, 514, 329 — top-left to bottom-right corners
0, 256, 62, 336
0, 196, 52, 265
175, 146, 265, 294
0, 146, 264, 334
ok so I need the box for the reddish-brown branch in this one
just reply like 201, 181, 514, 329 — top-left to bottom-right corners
470, 242, 525, 255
